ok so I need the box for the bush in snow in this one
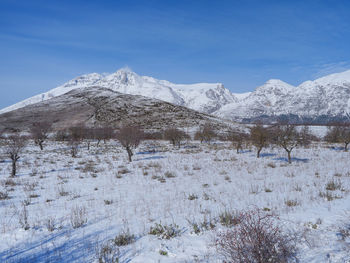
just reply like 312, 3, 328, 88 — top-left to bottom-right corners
149, 222, 181, 239
215, 208, 297, 263
96, 240, 120, 263
70, 206, 88, 229
114, 231, 135, 246
163, 128, 189, 148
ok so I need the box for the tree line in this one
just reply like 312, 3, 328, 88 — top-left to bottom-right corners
0, 121, 349, 177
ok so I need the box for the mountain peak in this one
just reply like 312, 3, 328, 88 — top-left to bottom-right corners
255, 79, 295, 94
265, 79, 291, 85
300, 69, 350, 89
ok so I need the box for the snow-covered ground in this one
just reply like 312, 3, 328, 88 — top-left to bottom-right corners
0, 139, 350, 262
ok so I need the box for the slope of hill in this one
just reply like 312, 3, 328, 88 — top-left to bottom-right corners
0, 69, 236, 115
0, 86, 232, 132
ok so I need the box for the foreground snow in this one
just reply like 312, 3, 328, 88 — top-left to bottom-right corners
0, 140, 350, 262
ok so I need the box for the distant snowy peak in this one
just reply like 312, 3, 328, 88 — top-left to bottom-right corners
214, 69, 350, 122
0, 73, 104, 114
0, 68, 234, 115
299, 69, 350, 89
60, 73, 103, 88
256, 79, 295, 92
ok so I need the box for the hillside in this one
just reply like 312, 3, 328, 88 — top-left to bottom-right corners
0, 86, 231, 132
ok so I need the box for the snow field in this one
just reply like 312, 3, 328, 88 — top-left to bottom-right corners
0, 140, 350, 262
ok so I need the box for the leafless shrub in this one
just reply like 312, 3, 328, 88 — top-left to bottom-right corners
29, 122, 52, 150
19, 203, 30, 230
143, 131, 163, 140
0, 190, 9, 200
318, 191, 341, 201
215, 209, 297, 263
70, 206, 88, 229
299, 125, 316, 146
163, 128, 189, 148
325, 179, 342, 191
45, 217, 56, 232
164, 171, 176, 178
82, 162, 97, 173
57, 186, 70, 197
324, 123, 350, 151
339, 222, 350, 241
149, 222, 181, 239
104, 200, 113, 205
114, 230, 135, 246
188, 194, 198, 200
187, 216, 216, 234
285, 199, 299, 207
226, 131, 249, 153
4, 178, 17, 187
93, 126, 114, 146
219, 211, 241, 227
4, 133, 27, 177
194, 122, 217, 144
55, 129, 70, 141
115, 125, 143, 162
267, 162, 276, 168
67, 126, 85, 158
96, 240, 120, 263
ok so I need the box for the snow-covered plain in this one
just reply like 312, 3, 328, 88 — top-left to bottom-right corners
1, 139, 350, 262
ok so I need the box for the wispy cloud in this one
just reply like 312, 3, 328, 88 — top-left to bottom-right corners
311, 61, 350, 79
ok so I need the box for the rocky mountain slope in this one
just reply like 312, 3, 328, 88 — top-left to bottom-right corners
0, 86, 232, 132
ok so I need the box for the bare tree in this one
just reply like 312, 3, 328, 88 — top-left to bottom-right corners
115, 126, 143, 162
5, 134, 27, 177
163, 128, 188, 148
298, 125, 314, 146
94, 126, 114, 147
227, 131, 248, 154
249, 124, 270, 158
272, 124, 301, 164
325, 124, 350, 151
55, 129, 69, 141
67, 126, 84, 158
194, 123, 217, 144
80, 126, 94, 150
29, 122, 52, 150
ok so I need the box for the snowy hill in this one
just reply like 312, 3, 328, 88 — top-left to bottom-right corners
1, 68, 350, 123
214, 70, 350, 123
0, 68, 236, 115
0, 86, 233, 132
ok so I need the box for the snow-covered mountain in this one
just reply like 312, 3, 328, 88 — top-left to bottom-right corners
1, 68, 350, 124
0, 68, 236, 115
0, 86, 234, 132
214, 70, 350, 123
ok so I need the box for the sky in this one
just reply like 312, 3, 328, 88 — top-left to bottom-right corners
1, 0, 350, 109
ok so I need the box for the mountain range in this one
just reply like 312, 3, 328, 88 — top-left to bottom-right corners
0, 86, 234, 132
1, 68, 350, 124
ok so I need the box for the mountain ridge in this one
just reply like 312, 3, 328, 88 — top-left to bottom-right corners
1, 68, 350, 124
0, 86, 235, 132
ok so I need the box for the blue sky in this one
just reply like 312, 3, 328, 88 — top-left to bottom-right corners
1, 0, 350, 109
